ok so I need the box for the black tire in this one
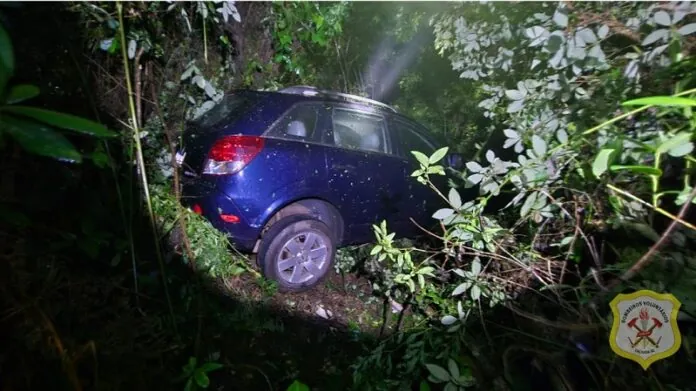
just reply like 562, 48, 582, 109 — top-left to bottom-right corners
257, 214, 336, 293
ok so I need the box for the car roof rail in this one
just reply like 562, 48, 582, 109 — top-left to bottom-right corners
279, 85, 397, 112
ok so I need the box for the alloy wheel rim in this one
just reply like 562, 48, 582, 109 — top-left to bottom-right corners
276, 231, 329, 284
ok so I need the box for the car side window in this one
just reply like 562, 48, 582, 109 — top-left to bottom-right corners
267, 104, 320, 142
331, 108, 388, 154
393, 120, 436, 159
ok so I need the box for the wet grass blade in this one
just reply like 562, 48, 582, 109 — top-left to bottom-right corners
0, 22, 13, 77
2, 115, 82, 163
6, 84, 40, 104
622, 96, 696, 107
1, 105, 117, 137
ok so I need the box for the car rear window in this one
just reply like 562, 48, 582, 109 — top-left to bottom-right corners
266, 104, 321, 142
193, 94, 254, 129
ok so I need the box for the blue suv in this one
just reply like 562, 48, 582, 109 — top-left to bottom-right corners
177, 86, 463, 292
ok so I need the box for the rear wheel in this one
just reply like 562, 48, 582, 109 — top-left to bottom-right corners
257, 214, 336, 292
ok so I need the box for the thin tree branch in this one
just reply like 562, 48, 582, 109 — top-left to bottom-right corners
134, 46, 145, 127
607, 184, 696, 231
590, 184, 696, 307
614, 185, 696, 285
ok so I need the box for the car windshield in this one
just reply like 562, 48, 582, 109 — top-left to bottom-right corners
192, 94, 253, 129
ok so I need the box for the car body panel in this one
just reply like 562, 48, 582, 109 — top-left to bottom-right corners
179, 88, 455, 254
180, 180, 258, 251
217, 137, 330, 229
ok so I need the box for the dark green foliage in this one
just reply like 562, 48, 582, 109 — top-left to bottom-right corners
3, 2, 696, 391
0, 22, 116, 163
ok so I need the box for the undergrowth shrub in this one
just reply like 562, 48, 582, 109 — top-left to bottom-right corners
10, 1, 695, 390
151, 185, 248, 279
349, 2, 696, 390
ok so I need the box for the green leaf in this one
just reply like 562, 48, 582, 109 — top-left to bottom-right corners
520, 192, 537, 217
553, 8, 568, 28
0, 22, 14, 77
471, 258, 481, 275
407, 278, 415, 293
654, 11, 671, 26
624, 222, 660, 242
429, 147, 449, 164
470, 285, 481, 301
186, 357, 197, 371
370, 245, 382, 256
1, 106, 116, 137
507, 99, 524, 113
676, 186, 696, 205
90, 146, 110, 168
466, 173, 483, 185
419, 380, 432, 391
656, 132, 691, 155
622, 96, 696, 107
448, 359, 460, 379
505, 89, 524, 100
452, 282, 470, 296
6, 84, 39, 104
286, 380, 310, 391
598, 25, 609, 39
668, 142, 693, 157
592, 148, 615, 178
609, 165, 662, 176
642, 29, 669, 46
427, 165, 445, 175
559, 236, 574, 247
433, 208, 455, 220
556, 128, 568, 144
193, 370, 210, 388
441, 315, 457, 325
411, 150, 429, 167
200, 362, 224, 373
531, 135, 547, 156
448, 188, 462, 209
417, 266, 435, 276
466, 161, 483, 173
425, 364, 450, 383
678, 23, 696, 36
2, 115, 82, 163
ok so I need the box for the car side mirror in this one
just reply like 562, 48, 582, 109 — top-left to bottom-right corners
446, 153, 464, 170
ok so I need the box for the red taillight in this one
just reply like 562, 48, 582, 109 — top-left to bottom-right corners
203, 135, 264, 175
220, 214, 240, 223
192, 204, 202, 215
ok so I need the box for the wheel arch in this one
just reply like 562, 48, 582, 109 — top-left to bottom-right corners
252, 197, 345, 253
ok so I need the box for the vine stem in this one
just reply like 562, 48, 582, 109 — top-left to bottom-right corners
590, 184, 696, 308
202, 14, 208, 64
606, 184, 696, 231
59, 24, 140, 307
582, 87, 696, 136
117, 2, 177, 334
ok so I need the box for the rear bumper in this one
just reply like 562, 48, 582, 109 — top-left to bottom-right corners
180, 182, 260, 253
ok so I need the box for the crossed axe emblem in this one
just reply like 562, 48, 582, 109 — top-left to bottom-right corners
627, 312, 663, 348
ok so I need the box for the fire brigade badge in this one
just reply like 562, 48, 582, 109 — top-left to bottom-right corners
609, 289, 682, 370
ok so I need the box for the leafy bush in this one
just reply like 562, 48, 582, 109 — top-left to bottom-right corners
151, 185, 249, 279
348, 2, 696, 390
0, 23, 116, 163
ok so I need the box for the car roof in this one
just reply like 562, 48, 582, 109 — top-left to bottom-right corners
278, 85, 398, 112
235, 86, 397, 115
234, 87, 444, 147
